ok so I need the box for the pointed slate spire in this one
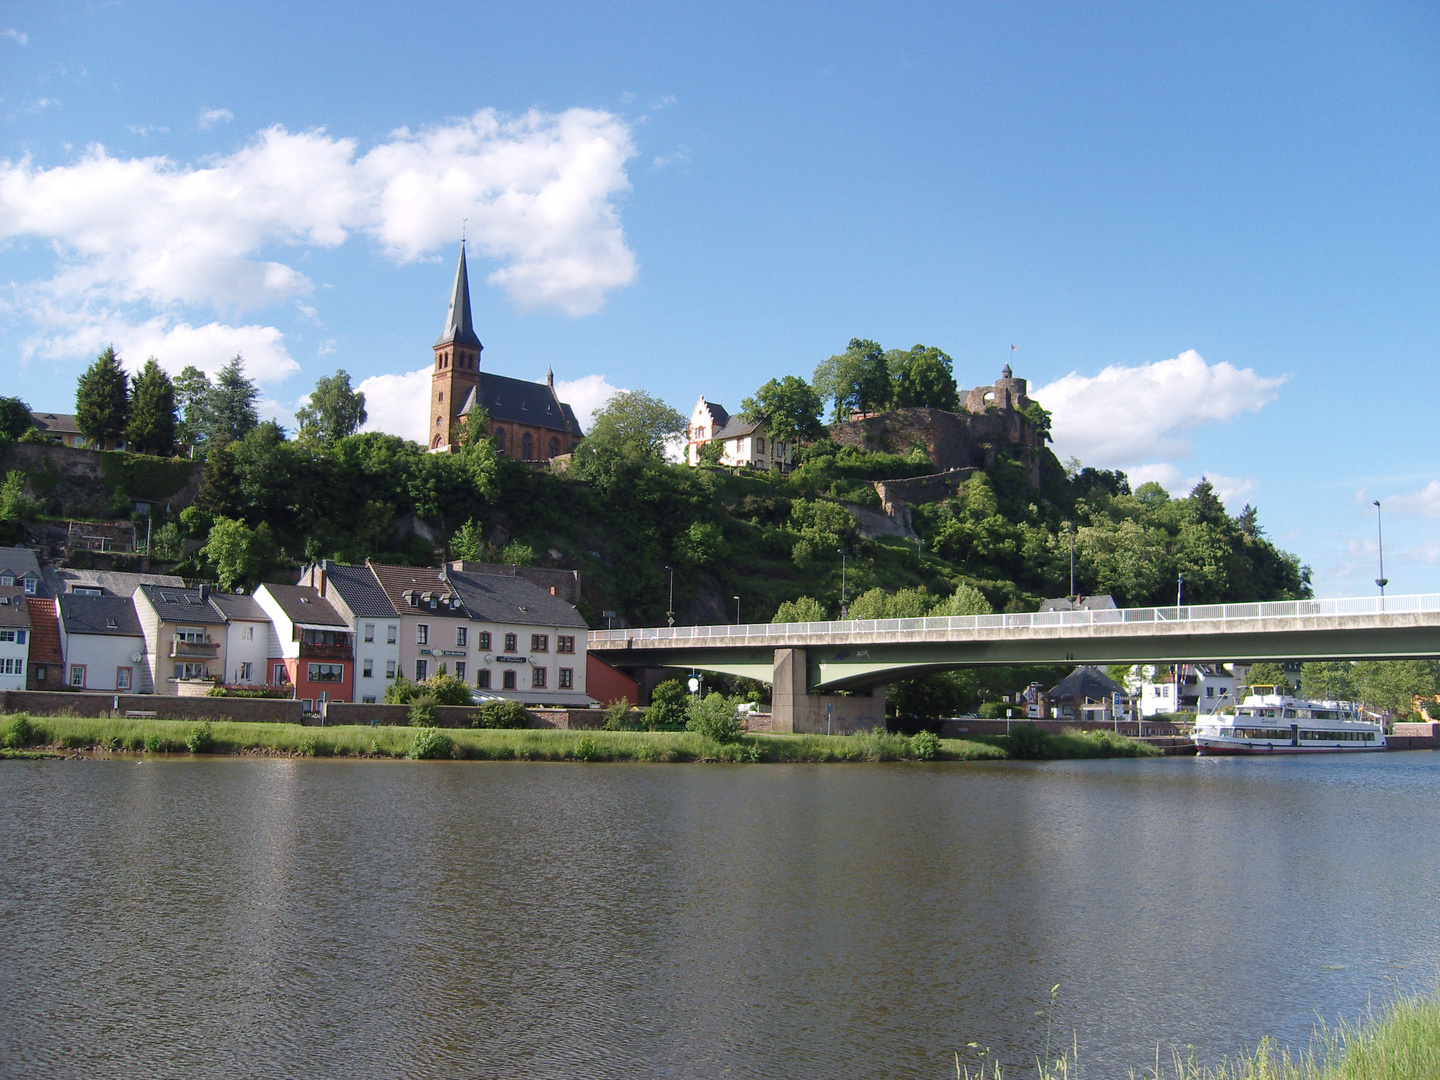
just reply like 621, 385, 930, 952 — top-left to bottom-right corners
436, 243, 483, 349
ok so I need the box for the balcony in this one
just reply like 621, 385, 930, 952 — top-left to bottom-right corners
170, 638, 220, 659
299, 641, 353, 661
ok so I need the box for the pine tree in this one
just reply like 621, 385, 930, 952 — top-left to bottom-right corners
125, 358, 178, 456
174, 366, 214, 449
208, 355, 259, 444
74, 346, 129, 449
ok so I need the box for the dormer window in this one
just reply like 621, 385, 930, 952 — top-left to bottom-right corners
0, 574, 11, 586
106, 618, 118, 629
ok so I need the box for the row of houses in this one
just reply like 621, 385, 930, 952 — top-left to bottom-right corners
0, 547, 632, 710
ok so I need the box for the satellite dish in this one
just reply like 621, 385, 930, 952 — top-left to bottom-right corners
130, 653, 142, 664
234, 586, 245, 594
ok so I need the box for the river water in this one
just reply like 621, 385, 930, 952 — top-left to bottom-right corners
2, 754, 1438, 1079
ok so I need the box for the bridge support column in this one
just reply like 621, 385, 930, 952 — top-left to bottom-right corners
771, 648, 888, 735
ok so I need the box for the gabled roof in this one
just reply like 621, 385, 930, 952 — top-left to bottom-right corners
0, 586, 30, 628
25, 598, 64, 665
1048, 665, 1126, 701
30, 412, 81, 435
136, 584, 227, 625
713, 415, 764, 441
44, 567, 185, 598
460, 373, 584, 436
315, 562, 397, 619
58, 594, 143, 637
0, 546, 42, 588
207, 592, 269, 622
694, 398, 731, 429
1038, 594, 1117, 613
447, 568, 588, 629
435, 243, 483, 349
258, 583, 349, 628
365, 562, 466, 616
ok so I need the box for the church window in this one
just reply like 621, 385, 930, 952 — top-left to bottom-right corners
549, 437, 560, 458
495, 429, 505, 453
438, 392, 443, 402
522, 432, 533, 459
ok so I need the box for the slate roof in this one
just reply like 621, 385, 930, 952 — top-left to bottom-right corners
58, 594, 143, 637
460, 373, 584, 436
318, 562, 398, 618
697, 399, 731, 429
447, 568, 588, 629
713, 415, 764, 441
1038, 594, 1117, 613
44, 567, 185, 598
207, 592, 270, 622
260, 583, 349, 628
0, 586, 30, 628
137, 584, 227, 625
0, 546, 43, 590
366, 562, 464, 613
435, 244, 482, 349
1048, 665, 1126, 701
30, 412, 81, 435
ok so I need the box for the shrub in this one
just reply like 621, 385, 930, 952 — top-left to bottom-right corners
646, 680, 688, 730
601, 699, 638, 730
408, 695, 438, 727
124, 733, 145, 751
186, 721, 216, 753
1, 715, 36, 748
384, 674, 418, 705
909, 729, 940, 761
1006, 724, 1049, 760
409, 728, 455, 760
471, 699, 530, 729
976, 700, 1012, 719
686, 691, 743, 744
142, 733, 164, 753
424, 672, 473, 706
572, 735, 598, 761
61, 733, 89, 749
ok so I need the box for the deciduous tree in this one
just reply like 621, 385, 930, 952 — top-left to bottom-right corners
888, 344, 959, 411
812, 338, 890, 421
739, 376, 825, 443
0, 397, 33, 441
296, 369, 367, 442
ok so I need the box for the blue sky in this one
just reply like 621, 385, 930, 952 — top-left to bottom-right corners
1, 2, 1436, 596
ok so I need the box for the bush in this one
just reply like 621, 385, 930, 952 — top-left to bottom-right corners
61, 733, 89, 749
1005, 724, 1049, 759
572, 735, 598, 761
646, 680, 688, 730
142, 733, 164, 752
470, 699, 531, 729
409, 728, 455, 760
977, 700, 1012, 719
424, 672, 473, 706
186, 721, 216, 753
408, 695, 437, 727
909, 729, 940, 761
686, 691, 743, 744
1, 715, 36, 748
601, 699, 638, 730
384, 674, 418, 705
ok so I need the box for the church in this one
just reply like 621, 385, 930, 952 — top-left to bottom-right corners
427, 245, 586, 460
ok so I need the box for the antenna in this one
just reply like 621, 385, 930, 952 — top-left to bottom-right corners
461, 217, 468, 243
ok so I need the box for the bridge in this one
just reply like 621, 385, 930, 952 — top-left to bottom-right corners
587, 594, 1440, 733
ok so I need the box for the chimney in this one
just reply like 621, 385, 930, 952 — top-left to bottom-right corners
550, 586, 558, 596
198, 583, 210, 600
317, 561, 328, 598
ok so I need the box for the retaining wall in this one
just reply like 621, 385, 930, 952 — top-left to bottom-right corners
321, 700, 604, 730
0, 689, 303, 724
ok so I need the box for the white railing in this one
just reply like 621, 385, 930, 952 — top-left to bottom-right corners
588, 594, 1440, 646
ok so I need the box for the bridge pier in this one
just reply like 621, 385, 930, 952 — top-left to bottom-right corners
771, 648, 887, 734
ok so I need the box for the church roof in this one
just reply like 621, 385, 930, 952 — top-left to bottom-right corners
460, 373, 584, 436
435, 243, 482, 349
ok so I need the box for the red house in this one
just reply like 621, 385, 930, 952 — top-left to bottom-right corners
254, 583, 354, 709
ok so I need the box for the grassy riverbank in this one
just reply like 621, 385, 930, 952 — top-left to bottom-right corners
0, 712, 1161, 763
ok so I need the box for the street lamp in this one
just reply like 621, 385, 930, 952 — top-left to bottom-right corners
1065, 522, 1075, 599
1374, 500, 1388, 603
664, 565, 675, 626
1176, 572, 1184, 611
733, 595, 741, 625
837, 549, 848, 618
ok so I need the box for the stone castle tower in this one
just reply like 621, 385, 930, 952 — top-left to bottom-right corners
428, 244, 484, 451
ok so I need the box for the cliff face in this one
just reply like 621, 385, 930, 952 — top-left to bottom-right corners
2, 443, 202, 520
828, 406, 1043, 487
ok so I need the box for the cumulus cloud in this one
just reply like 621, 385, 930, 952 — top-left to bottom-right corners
198, 107, 234, 129
0, 107, 639, 382
1114, 463, 1254, 507
1385, 480, 1440, 518
357, 367, 431, 444
24, 314, 297, 382
3, 29, 29, 45
1036, 350, 1285, 467
553, 373, 622, 429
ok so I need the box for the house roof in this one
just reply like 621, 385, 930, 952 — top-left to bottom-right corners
259, 583, 349, 628
447, 568, 588, 629
435, 243, 483, 349
30, 412, 81, 435
0, 546, 43, 589
0, 586, 30, 628
713, 415, 764, 441
25, 598, 64, 664
366, 562, 465, 615
460, 373, 584, 436
43, 567, 186, 598
315, 562, 397, 619
694, 398, 731, 429
1048, 665, 1126, 701
207, 592, 270, 622
58, 594, 143, 637
137, 584, 228, 625
1038, 594, 1117, 613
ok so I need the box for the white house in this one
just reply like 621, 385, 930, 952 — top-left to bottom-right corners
1136, 663, 1238, 717
56, 593, 148, 693
0, 585, 30, 690
208, 591, 276, 688
133, 583, 229, 695
296, 561, 400, 705
685, 396, 795, 473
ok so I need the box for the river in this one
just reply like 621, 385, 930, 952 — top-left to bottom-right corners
2, 754, 1438, 1079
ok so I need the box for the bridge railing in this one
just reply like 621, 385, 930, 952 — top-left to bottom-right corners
587, 593, 1440, 645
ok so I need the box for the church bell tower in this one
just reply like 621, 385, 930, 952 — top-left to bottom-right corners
429, 243, 483, 451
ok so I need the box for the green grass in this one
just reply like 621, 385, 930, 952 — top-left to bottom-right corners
0, 712, 1160, 763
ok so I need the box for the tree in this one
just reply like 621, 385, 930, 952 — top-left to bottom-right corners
685, 691, 743, 743
174, 366, 214, 448
0, 397, 33, 441
583, 390, 686, 457
208, 355, 260, 444
200, 516, 275, 590
75, 346, 129, 448
1300, 661, 1355, 702
296, 369, 367, 442
739, 376, 825, 444
674, 521, 724, 566
646, 680, 690, 729
1353, 660, 1440, 719
888, 345, 959, 411
0, 471, 39, 522
773, 596, 828, 623
931, 582, 994, 616
450, 518, 488, 561
125, 358, 178, 456
1243, 662, 1291, 692
848, 586, 932, 620
812, 338, 890, 421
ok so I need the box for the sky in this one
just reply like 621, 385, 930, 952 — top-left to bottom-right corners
0, 1, 1436, 597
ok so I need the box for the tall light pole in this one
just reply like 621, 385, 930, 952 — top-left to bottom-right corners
1374, 500, 1388, 604
664, 565, 675, 626
837, 549, 848, 618
1066, 522, 1075, 599
733, 595, 741, 625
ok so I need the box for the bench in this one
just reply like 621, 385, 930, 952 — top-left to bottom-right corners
124, 711, 158, 719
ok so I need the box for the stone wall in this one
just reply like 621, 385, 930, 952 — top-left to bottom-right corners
828, 406, 1041, 488
1, 442, 202, 520
0, 689, 303, 724
322, 700, 604, 730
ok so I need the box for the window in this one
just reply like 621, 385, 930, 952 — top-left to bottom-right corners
557, 636, 575, 654
757, 437, 765, 454
476, 669, 491, 689
416, 624, 429, 645
69, 664, 86, 687
273, 663, 290, 685
532, 667, 547, 688
531, 634, 548, 652
385, 659, 397, 679
238, 661, 253, 681
549, 437, 560, 458
478, 631, 491, 651
74, 586, 102, 596
176, 626, 206, 643
504, 633, 517, 652
115, 666, 132, 690
0, 630, 18, 643
364, 623, 375, 642
362, 696, 377, 704
308, 663, 344, 683
22, 578, 36, 595
454, 661, 466, 680
456, 626, 467, 647
502, 670, 517, 690
362, 658, 374, 678
415, 659, 428, 681
495, 428, 506, 453
34, 665, 46, 682
559, 668, 573, 689
777, 441, 786, 458
301, 699, 314, 712
522, 432, 533, 459
386, 625, 397, 644
0, 658, 23, 675
173, 662, 206, 679
0, 574, 11, 585
241, 626, 254, 641
1206, 686, 1215, 698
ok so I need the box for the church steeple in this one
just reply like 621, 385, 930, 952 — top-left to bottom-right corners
436, 243, 483, 350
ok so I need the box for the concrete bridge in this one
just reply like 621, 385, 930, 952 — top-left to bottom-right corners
587, 594, 1440, 733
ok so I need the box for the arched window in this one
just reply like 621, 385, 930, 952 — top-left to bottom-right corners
522, 432, 533, 460
548, 437, 560, 458
495, 428, 506, 453
756, 437, 765, 454
432, 434, 442, 449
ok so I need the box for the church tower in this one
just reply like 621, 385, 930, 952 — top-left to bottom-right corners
428, 244, 483, 451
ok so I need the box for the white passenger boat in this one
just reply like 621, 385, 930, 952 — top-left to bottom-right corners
1192, 688, 1385, 755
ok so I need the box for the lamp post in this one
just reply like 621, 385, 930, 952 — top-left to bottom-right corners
837, 549, 848, 618
664, 565, 675, 626
733, 595, 741, 625
1374, 500, 1388, 605
1176, 572, 1184, 611
1066, 522, 1075, 599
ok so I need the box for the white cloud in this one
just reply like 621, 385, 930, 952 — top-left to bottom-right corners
1036, 350, 1285, 467
652, 146, 691, 169
198, 107, 234, 129
22, 314, 297, 382
1385, 480, 1440, 518
1110, 463, 1255, 507
2, 29, 27, 45
357, 367, 431, 443
552, 373, 622, 429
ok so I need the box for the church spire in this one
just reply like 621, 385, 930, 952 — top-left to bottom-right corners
436, 243, 483, 349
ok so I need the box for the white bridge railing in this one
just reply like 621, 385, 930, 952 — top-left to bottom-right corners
588, 594, 1440, 646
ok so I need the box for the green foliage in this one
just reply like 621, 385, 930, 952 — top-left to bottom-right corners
0, 471, 39, 522
572, 734, 599, 761
848, 585, 933, 620
1005, 723, 1050, 759
888, 344, 959, 411
451, 518, 487, 561
772, 595, 828, 623
75, 346, 129, 446
408, 727, 456, 759
909, 729, 940, 760
977, 700, 1011, 719
472, 699, 531, 729
174, 365, 213, 449
1021, 400, 1053, 441
931, 582, 994, 616
573, 390, 686, 481
408, 696, 438, 726
789, 497, 856, 551
208, 355, 260, 445
602, 699, 639, 730
1353, 660, 1440, 718
696, 439, 726, 466
185, 721, 216, 753
125, 359, 178, 456
1, 715, 36, 748
424, 672, 475, 706
674, 521, 725, 566
0, 396, 34, 441
498, 540, 536, 566
200, 516, 277, 590
685, 691, 744, 743
739, 375, 826, 443
646, 680, 690, 729
296, 369, 368, 443
151, 521, 184, 561
1244, 662, 1291, 692
812, 337, 890, 420
1300, 661, 1356, 702
98, 451, 195, 501
384, 674, 418, 704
